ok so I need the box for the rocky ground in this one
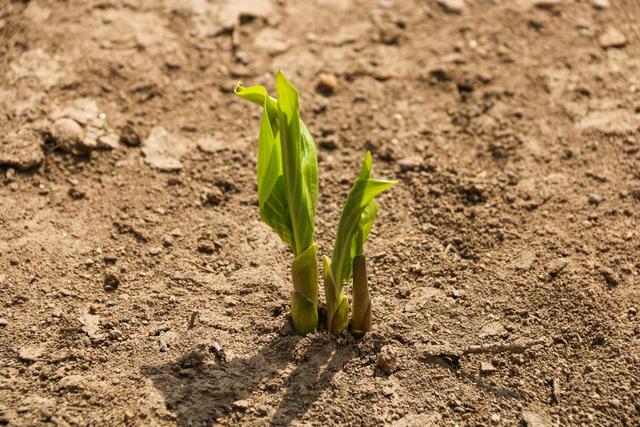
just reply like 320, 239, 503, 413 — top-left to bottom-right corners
1, 0, 639, 426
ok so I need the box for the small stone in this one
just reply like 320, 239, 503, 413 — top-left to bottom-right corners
233, 399, 251, 411
18, 345, 46, 362
119, 124, 141, 147
52, 98, 99, 125
68, 187, 86, 200
436, 0, 466, 14
376, 345, 400, 375
480, 361, 496, 375
398, 156, 423, 172
197, 242, 215, 254
490, 414, 501, 424
51, 118, 84, 153
149, 247, 163, 256
528, 0, 562, 10
104, 272, 120, 292
315, 73, 338, 96
598, 27, 627, 49
588, 194, 603, 205
103, 254, 117, 264
629, 307, 637, 316
0, 318, 8, 327
447, 289, 465, 299
591, 0, 609, 9
97, 133, 119, 150
5, 167, 16, 181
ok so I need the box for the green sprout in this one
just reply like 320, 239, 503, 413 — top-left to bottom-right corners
235, 72, 395, 337
324, 153, 396, 336
235, 71, 319, 335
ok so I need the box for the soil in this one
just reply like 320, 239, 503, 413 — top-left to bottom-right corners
1, 0, 639, 426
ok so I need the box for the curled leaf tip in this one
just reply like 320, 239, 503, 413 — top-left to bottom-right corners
234, 81, 244, 94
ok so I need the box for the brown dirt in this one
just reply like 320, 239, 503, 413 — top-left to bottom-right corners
1, 0, 639, 426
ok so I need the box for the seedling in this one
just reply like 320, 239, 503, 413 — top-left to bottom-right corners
235, 72, 319, 335
235, 72, 395, 337
323, 153, 395, 336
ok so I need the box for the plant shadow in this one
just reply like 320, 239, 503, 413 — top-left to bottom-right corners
142, 332, 358, 426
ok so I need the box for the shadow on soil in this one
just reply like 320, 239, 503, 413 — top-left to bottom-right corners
142, 332, 357, 426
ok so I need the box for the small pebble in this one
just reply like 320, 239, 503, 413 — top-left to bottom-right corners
480, 361, 497, 374
233, 399, 251, 411
149, 247, 163, 256
104, 273, 120, 292
588, 194, 603, 205
51, 118, 84, 152
398, 156, 423, 172
315, 73, 338, 96
591, 0, 609, 9
119, 124, 141, 147
598, 27, 627, 49
436, 0, 466, 14
68, 187, 86, 200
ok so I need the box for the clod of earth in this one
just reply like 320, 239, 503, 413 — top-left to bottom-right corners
142, 126, 195, 171
0, 130, 44, 171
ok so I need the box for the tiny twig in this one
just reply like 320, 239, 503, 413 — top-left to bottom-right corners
188, 311, 199, 329
420, 337, 551, 370
551, 377, 561, 404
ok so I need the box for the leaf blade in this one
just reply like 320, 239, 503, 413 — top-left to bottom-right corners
276, 71, 315, 255
330, 152, 396, 288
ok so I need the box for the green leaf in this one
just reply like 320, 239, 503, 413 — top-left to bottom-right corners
235, 73, 320, 336
255, 92, 294, 247
234, 82, 278, 137
275, 71, 316, 255
358, 199, 378, 247
330, 152, 396, 288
